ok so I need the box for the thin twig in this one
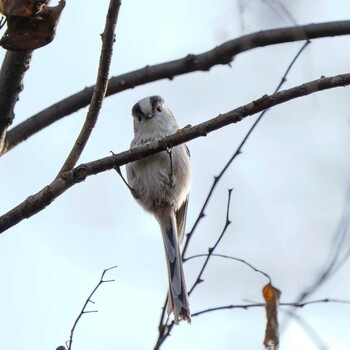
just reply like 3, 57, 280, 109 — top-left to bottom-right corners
1, 72, 350, 234
155, 189, 234, 349
155, 40, 310, 349
3, 20, 350, 154
191, 298, 350, 318
57, 0, 121, 176
189, 189, 234, 295
182, 40, 310, 257
67, 265, 117, 350
154, 296, 350, 346
185, 253, 271, 283
281, 298, 350, 307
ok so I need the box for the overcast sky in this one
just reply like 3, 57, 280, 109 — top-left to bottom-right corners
0, 1, 350, 349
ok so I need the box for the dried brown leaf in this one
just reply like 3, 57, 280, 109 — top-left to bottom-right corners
0, 0, 65, 51
0, 0, 49, 17
263, 283, 281, 350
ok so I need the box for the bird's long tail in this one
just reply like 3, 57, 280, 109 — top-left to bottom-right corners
160, 211, 190, 324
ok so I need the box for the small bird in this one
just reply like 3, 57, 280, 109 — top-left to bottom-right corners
126, 96, 191, 324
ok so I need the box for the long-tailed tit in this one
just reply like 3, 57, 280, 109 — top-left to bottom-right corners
126, 96, 191, 324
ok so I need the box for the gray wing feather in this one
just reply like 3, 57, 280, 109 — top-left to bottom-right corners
176, 197, 189, 245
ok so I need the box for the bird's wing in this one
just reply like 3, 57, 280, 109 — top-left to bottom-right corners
176, 196, 189, 245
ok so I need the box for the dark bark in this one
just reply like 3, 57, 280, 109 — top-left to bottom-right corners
3, 20, 350, 155
0, 72, 349, 233
0, 50, 32, 152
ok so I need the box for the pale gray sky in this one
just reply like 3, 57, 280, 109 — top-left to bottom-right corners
0, 1, 350, 349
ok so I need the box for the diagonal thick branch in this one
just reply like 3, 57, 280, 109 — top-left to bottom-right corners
0, 72, 349, 233
57, 0, 121, 175
2, 20, 350, 155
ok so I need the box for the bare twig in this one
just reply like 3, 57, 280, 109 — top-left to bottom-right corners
182, 40, 310, 257
185, 253, 271, 283
154, 297, 350, 350
189, 189, 234, 295
155, 40, 309, 349
155, 189, 234, 349
156, 189, 269, 347
155, 250, 274, 348
281, 298, 350, 308
155, 240, 275, 347
57, 0, 121, 175
3, 20, 350, 154
191, 298, 350, 318
67, 265, 117, 350
0, 50, 32, 152
0, 72, 350, 233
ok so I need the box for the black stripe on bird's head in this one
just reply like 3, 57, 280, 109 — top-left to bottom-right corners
132, 95, 164, 121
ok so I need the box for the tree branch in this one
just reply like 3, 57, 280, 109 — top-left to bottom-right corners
182, 40, 310, 257
67, 265, 117, 350
154, 42, 308, 343
155, 189, 234, 349
3, 20, 350, 154
189, 189, 234, 295
155, 249, 274, 348
0, 50, 32, 153
0, 72, 350, 233
185, 253, 272, 282
57, 0, 121, 175
154, 297, 350, 350
191, 298, 350, 318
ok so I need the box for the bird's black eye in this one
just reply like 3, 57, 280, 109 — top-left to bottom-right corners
153, 102, 162, 113
150, 95, 163, 113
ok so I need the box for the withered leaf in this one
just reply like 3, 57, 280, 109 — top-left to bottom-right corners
263, 283, 281, 350
0, 0, 65, 51
0, 0, 49, 17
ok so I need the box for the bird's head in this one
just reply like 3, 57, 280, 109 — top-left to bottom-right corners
131, 95, 178, 137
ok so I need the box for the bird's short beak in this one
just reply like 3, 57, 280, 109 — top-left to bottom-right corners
146, 112, 153, 119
